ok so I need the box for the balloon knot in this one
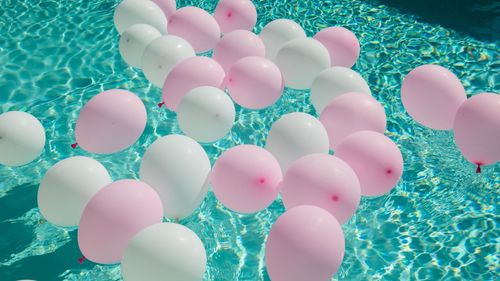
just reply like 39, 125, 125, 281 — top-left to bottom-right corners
259, 177, 266, 184
331, 195, 339, 202
386, 169, 392, 174
476, 163, 482, 173
71, 142, 78, 149
227, 11, 232, 18
78, 255, 86, 264
158, 102, 165, 108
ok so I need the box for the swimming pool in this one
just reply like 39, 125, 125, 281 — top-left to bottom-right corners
0, 0, 498, 280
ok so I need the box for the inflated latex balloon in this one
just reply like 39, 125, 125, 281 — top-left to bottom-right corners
167, 7, 221, 53
74, 89, 147, 154
161, 56, 225, 111
0, 111, 45, 167
320, 92, 386, 149
211, 145, 283, 213
113, 0, 167, 34
78, 180, 163, 264
141, 35, 195, 87
212, 30, 265, 73
177, 86, 235, 143
281, 154, 360, 224
259, 19, 306, 61
37, 156, 111, 227
453, 93, 500, 172
265, 205, 345, 281
265, 112, 329, 172
121, 223, 206, 281
311, 66, 372, 113
226, 56, 283, 109
152, 0, 176, 18
401, 64, 467, 130
140, 135, 211, 219
335, 131, 403, 196
313, 27, 360, 68
214, 0, 257, 34
119, 24, 162, 68
275, 38, 330, 90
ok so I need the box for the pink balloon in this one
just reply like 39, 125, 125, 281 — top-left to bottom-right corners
214, 0, 257, 34
281, 154, 360, 224
401, 64, 466, 130
320, 92, 386, 149
335, 131, 403, 196
313, 27, 360, 68
167, 6, 221, 53
226, 56, 284, 109
75, 89, 147, 154
78, 180, 163, 264
161, 56, 225, 111
453, 93, 500, 171
265, 205, 345, 281
152, 0, 176, 18
211, 145, 283, 213
212, 30, 265, 73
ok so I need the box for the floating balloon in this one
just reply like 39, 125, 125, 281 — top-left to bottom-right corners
259, 19, 306, 61
401, 64, 467, 130
311, 66, 372, 113
140, 135, 211, 219
113, 0, 167, 34
119, 24, 161, 68
177, 86, 235, 143
152, 0, 176, 18
121, 223, 206, 281
265, 112, 329, 172
214, 0, 257, 34
0, 111, 45, 167
167, 7, 221, 53
320, 92, 386, 149
211, 145, 282, 213
38, 156, 111, 227
74, 89, 147, 154
265, 205, 345, 281
226, 56, 283, 109
78, 180, 163, 264
335, 131, 403, 196
275, 38, 330, 90
313, 26, 360, 68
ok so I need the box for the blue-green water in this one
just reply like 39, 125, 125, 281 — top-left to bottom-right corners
0, 0, 499, 280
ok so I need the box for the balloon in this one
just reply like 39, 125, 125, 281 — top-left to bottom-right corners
335, 131, 403, 196
177, 86, 235, 143
74, 89, 147, 154
275, 38, 330, 90
320, 92, 386, 149
259, 19, 306, 61
141, 35, 195, 87
265, 112, 329, 172
78, 179, 163, 264
212, 30, 266, 73
226, 56, 283, 109
213, 0, 257, 34
121, 223, 206, 281
265, 205, 345, 281
161, 56, 225, 111
113, 0, 167, 34
119, 24, 161, 68
401, 64, 467, 130
281, 154, 360, 224
167, 7, 221, 53
37, 156, 111, 227
313, 26, 360, 68
152, 0, 176, 18
140, 135, 211, 219
211, 145, 283, 213
0, 111, 45, 167
453, 93, 500, 171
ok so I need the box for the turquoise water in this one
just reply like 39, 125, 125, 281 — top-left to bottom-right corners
0, 0, 499, 280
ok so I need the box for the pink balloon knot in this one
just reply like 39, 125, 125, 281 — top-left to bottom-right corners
259, 177, 266, 184
227, 11, 232, 18
331, 195, 339, 202
71, 142, 78, 149
78, 255, 86, 264
386, 169, 392, 175
476, 163, 482, 173
158, 102, 165, 108
228, 77, 233, 83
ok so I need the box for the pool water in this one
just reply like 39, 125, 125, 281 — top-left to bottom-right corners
0, 0, 498, 280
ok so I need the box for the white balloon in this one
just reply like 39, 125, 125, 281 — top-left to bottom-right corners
113, 0, 167, 34
259, 19, 306, 61
311, 67, 372, 113
121, 223, 206, 281
37, 156, 111, 227
265, 112, 329, 172
0, 111, 45, 167
275, 38, 330, 90
140, 135, 210, 219
119, 24, 162, 68
141, 35, 195, 87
